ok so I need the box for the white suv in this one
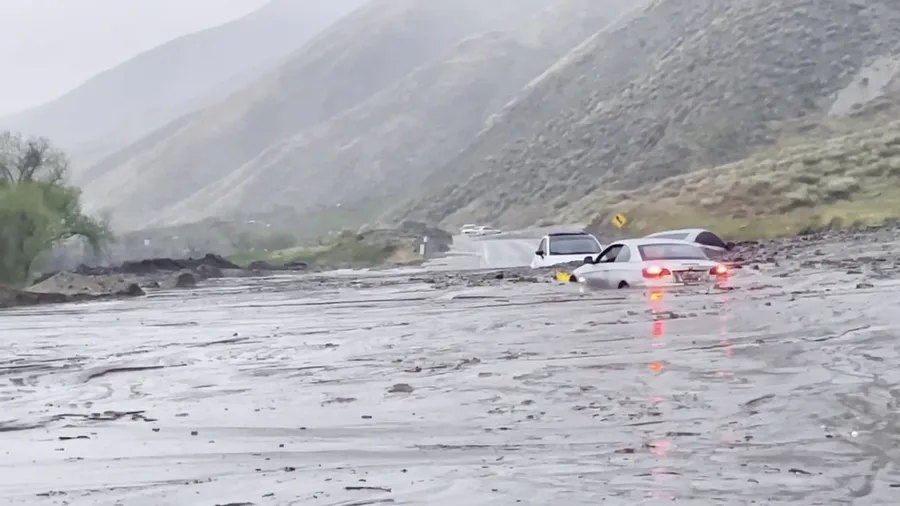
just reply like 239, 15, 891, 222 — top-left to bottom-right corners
531, 231, 603, 268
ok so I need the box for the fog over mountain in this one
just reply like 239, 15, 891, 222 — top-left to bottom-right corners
6, 0, 900, 240
0, 0, 364, 167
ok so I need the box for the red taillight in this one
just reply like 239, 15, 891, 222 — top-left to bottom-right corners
710, 264, 728, 276
642, 265, 671, 278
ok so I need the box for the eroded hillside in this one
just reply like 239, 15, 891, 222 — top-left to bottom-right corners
81, 0, 553, 230
394, 0, 900, 229
166, 0, 640, 222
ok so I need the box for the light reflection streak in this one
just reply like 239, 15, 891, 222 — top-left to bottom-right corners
642, 287, 734, 499
645, 289, 674, 500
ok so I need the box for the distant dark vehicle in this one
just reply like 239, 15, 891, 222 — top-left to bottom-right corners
644, 228, 734, 258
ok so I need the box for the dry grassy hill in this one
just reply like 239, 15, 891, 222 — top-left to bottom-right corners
3, 0, 366, 168
165, 0, 640, 222
81, 0, 553, 230
393, 0, 900, 230
578, 114, 900, 240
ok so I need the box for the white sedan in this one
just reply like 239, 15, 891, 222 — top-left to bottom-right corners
644, 228, 734, 259
472, 226, 502, 236
570, 238, 728, 289
460, 224, 479, 236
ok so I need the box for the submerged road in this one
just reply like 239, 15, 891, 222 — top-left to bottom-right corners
3, 230, 900, 504
432, 234, 539, 270
477, 237, 536, 268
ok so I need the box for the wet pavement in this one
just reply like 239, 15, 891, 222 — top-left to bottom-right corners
3, 229, 900, 505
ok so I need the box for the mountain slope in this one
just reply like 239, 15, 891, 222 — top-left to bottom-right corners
161, 0, 641, 223
81, 0, 553, 230
2, 0, 367, 168
395, 0, 900, 228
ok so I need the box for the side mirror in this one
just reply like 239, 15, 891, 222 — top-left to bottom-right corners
535, 250, 544, 257
583, 256, 594, 264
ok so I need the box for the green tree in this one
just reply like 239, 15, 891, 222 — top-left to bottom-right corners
0, 131, 111, 285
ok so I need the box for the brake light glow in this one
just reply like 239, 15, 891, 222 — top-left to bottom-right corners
642, 265, 671, 278
709, 264, 728, 276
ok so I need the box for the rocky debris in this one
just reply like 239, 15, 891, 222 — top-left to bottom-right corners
721, 220, 900, 266
174, 272, 197, 288
196, 264, 226, 278
74, 253, 240, 276
1, 273, 145, 309
28, 272, 143, 297
11, 253, 247, 310
32, 253, 244, 293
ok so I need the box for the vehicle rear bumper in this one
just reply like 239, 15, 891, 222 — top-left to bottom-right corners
572, 275, 725, 289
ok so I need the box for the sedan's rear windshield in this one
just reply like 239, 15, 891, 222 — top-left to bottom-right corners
650, 232, 689, 240
549, 236, 601, 255
638, 243, 708, 261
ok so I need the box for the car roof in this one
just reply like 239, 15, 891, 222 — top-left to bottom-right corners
608, 237, 704, 248
645, 228, 708, 236
547, 230, 591, 237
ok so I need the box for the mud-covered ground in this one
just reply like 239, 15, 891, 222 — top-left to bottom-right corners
2, 227, 900, 505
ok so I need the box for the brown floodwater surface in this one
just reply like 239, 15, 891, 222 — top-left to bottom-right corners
2, 251, 900, 505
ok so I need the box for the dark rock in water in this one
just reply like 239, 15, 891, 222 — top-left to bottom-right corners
122, 283, 146, 296
196, 264, 224, 279
247, 260, 308, 271
388, 383, 414, 393
174, 273, 197, 288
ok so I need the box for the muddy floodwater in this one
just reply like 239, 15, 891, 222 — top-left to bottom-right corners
3, 235, 900, 505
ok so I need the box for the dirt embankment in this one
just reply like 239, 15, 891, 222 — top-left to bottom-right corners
1, 254, 302, 310
1, 224, 450, 311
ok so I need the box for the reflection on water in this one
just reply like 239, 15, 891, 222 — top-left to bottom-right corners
644, 286, 741, 501
645, 288, 674, 500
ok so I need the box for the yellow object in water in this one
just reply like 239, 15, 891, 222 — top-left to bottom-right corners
612, 213, 627, 229
555, 271, 571, 282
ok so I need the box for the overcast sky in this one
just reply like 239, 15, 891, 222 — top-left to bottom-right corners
0, 0, 268, 116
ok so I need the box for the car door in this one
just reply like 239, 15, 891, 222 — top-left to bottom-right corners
577, 243, 622, 287
609, 244, 633, 286
532, 237, 549, 268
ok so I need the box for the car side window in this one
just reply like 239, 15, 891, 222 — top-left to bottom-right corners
596, 245, 622, 263
614, 245, 631, 262
696, 231, 727, 249
538, 238, 547, 253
